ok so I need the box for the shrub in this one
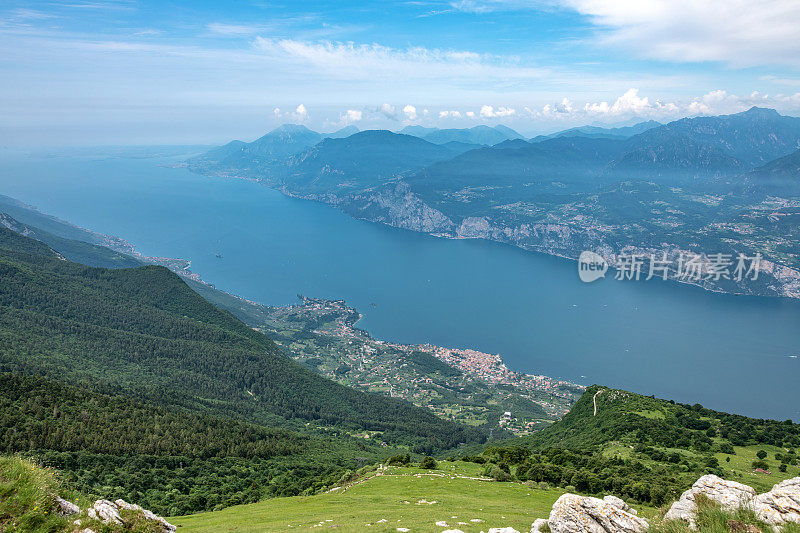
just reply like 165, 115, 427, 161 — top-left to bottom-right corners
385, 453, 411, 466
419, 456, 438, 470
484, 464, 511, 482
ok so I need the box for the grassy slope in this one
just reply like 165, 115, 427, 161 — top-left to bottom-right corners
0, 456, 166, 533
175, 462, 567, 533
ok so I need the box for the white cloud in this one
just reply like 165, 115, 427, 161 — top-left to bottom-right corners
479, 105, 516, 118
343, 109, 363, 123
446, 0, 800, 67
465, 110, 476, 118
403, 104, 418, 120
251, 37, 551, 83
379, 103, 397, 119
560, 0, 800, 67
293, 104, 308, 121
527, 88, 800, 124
439, 110, 462, 118
584, 88, 653, 115
207, 23, 265, 36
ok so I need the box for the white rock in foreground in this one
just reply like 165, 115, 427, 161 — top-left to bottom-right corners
90, 500, 124, 526
603, 495, 636, 515
488, 528, 520, 533
54, 496, 79, 516
548, 493, 648, 533
531, 518, 549, 532
663, 474, 757, 527
752, 476, 800, 527
87, 498, 176, 532
115, 499, 177, 532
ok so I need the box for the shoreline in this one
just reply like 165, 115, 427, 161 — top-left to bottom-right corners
10, 199, 583, 424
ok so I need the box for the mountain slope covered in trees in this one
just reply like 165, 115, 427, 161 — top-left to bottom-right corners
0, 227, 485, 451
457, 385, 800, 507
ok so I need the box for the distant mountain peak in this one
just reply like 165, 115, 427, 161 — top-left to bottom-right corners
740, 106, 781, 118
270, 123, 317, 134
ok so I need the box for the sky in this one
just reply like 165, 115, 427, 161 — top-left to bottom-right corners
2, 0, 800, 145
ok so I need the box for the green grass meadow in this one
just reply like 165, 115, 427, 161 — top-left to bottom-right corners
174, 463, 565, 532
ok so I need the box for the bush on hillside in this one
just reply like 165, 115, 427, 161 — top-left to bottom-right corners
385, 453, 411, 466
419, 456, 438, 469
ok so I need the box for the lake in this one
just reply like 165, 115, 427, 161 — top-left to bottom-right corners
1, 148, 798, 420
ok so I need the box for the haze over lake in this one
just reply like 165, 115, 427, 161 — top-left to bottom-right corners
1, 148, 798, 421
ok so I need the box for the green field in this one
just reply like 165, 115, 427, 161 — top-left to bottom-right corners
174, 463, 567, 532
714, 444, 800, 493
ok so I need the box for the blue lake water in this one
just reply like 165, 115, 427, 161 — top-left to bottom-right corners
1, 149, 799, 420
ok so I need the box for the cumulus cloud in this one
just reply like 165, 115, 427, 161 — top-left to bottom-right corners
439, 110, 462, 118
379, 103, 397, 119
526, 88, 800, 123
271, 104, 309, 122
479, 105, 516, 118
403, 104, 418, 120
293, 104, 308, 121
342, 109, 363, 123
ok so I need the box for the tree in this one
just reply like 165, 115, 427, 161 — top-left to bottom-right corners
757, 450, 768, 460
419, 456, 438, 470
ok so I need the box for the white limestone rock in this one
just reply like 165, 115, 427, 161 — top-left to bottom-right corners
114, 499, 177, 532
548, 493, 648, 533
54, 496, 80, 516
604, 495, 636, 514
663, 474, 757, 527
752, 476, 800, 527
531, 518, 549, 532
91, 499, 123, 526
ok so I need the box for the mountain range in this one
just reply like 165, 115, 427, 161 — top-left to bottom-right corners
186, 107, 800, 298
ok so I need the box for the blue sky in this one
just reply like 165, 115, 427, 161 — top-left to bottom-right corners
2, 0, 800, 145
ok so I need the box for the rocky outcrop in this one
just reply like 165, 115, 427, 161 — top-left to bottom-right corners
88, 499, 123, 526
85, 498, 176, 532
547, 493, 648, 533
752, 477, 800, 527
660, 474, 800, 530
663, 475, 757, 527
115, 499, 177, 532
603, 495, 637, 515
531, 518, 549, 532
54, 496, 80, 516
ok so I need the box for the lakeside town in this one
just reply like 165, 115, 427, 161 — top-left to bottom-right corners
258, 296, 583, 433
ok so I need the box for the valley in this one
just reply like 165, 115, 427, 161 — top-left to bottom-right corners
1, 151, 799, 422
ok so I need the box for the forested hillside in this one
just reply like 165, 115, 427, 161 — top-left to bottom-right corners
459, 386, 800, 507
0, 227, 483, 451
0, 373, 388, 515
